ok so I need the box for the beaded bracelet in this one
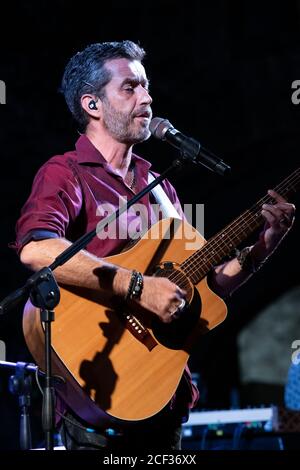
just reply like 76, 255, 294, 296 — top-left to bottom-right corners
236, 246, 267, 274
126, 270, 144, 300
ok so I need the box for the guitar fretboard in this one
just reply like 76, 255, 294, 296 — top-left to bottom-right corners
171, 168, 299, 285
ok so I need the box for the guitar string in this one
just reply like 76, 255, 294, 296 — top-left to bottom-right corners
176, 170, 299, 284
156, 170, 299, 286
166, 170, 299, 286
174, 170, 299, 284
182, 170, 299, 279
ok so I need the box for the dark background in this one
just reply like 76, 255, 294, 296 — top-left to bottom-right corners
0, 0, 299, 449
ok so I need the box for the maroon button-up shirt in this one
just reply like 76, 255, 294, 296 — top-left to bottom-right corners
14, 135, 184, 256
13, 134, 199, 422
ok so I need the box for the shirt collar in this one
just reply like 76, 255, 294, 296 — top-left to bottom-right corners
75, 134, 107, 165
75, 134, 152, 171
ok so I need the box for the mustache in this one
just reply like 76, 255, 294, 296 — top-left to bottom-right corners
133, 108, 152, 119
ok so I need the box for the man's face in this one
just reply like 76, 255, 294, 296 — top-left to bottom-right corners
100, 58, 153, 144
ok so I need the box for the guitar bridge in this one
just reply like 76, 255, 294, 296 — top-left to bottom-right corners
124, 313, 157, 351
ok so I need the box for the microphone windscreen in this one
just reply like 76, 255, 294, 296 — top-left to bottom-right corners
149, 117, 172, 140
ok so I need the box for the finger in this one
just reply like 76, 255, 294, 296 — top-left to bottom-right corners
169, 304, 183, 321
171, 298, 185, 310
176, 287, 187, 298
167, 305, 179, 321
261, 208, 281, 226
265, 201, 296, 216
163, 315, 172, 324
278, 202, 296, 217
268, 189, 287, 204
176, 297, 186, 311
262, 204, 285, 221
262, 202, 295, 225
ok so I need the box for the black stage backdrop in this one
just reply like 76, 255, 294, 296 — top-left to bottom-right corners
0, 0, 299, 449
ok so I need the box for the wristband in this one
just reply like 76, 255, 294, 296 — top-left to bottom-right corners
126, 270, 144, 300
236, 246, 267, 274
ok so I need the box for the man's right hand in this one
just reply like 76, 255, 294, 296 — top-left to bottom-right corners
20, 240, 185, 323
138, 275, 186, 323
113, 268, 186, 324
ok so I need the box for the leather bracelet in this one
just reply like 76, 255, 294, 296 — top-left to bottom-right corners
131, 271, 143, 299
236, 246, 267, 274
126, 270, 143, 300
126, 270, 137, 299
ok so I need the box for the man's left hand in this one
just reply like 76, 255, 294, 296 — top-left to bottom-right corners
259, 189, 295, 254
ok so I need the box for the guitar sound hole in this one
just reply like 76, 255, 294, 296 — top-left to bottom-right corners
151, 263, 201, 350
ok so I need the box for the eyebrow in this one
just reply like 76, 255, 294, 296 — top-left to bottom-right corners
120, 77, 150, 89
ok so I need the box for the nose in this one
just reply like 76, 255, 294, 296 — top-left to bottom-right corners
138, 85, 152, 105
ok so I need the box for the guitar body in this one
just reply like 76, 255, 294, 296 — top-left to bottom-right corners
23, 218, 227, 427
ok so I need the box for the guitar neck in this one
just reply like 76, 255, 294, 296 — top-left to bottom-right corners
180, 168, 300, 284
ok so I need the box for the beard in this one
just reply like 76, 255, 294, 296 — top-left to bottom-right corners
101, 98, 152, 144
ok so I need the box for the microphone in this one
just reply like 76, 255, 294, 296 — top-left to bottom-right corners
149, 117, 231, 176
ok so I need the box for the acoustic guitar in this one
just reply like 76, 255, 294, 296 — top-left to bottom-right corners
23, 168, 299, 427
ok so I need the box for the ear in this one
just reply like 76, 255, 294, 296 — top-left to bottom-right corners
81, 94, 102, 118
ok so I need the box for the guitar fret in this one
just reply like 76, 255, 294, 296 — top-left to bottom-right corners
180, 168, 299, 284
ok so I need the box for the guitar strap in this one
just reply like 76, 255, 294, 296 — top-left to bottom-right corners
121, 172, 181, 252
148, 171, 181, 219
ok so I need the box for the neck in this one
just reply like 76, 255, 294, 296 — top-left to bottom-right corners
86, 127, 133, 174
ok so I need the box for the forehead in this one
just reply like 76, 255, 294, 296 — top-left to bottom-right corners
104, 58, 147, 83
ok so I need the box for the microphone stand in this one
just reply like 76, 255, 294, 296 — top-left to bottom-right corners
0, 360, 40, 450
0, 148, 230, 450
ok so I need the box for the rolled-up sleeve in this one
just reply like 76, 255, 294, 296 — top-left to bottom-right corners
12, 158, 83, 254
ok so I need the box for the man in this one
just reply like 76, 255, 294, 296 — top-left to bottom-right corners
13, 41, 295, 450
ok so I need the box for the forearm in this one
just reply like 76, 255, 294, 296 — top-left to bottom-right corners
19, 237, 186, 323
209, 241, 273, 297
210, 189, 295, 298
20, 238, 131, 297
209, 257, 251, 297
